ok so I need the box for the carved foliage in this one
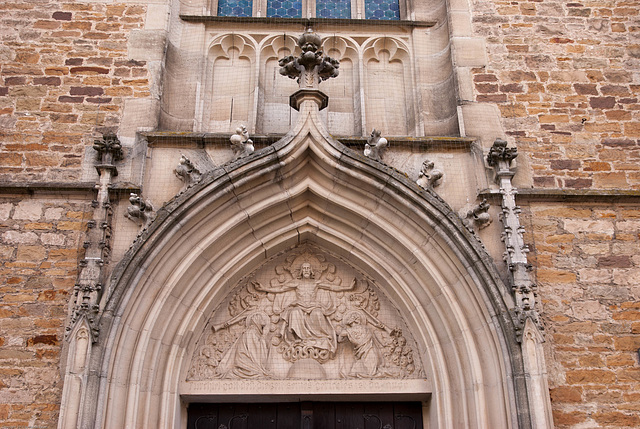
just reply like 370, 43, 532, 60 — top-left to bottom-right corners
279, 29, 340, 88
464, 199, 492, 231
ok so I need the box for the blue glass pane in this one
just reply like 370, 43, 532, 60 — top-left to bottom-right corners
317, 0, 351, 19
217, 0, 253, 17
365, 0, 400, 20
267, 0, 302, 17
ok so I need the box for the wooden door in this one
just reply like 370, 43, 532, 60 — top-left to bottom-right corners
187, 401, 422, 429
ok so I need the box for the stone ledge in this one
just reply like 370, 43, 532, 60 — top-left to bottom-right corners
0, 182, 141, 198
181, 378, 431, 403
142, 131, 475, 151
179, 15, 436, 28
479, 188, 640, 203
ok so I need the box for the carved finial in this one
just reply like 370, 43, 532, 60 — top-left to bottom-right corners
487, 138, 517, 168
487, 138, 542, 340
93, 133, 123, 164
416, 159, 443, 189
464, 199, 492, 230
174, 154, 201, 186
125, 193, 154, 226
364, 129, 388, 162
278, 28, 339, 89
229, 125, 254, 160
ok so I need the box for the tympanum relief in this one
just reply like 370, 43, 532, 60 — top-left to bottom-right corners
187, 248, 422, 381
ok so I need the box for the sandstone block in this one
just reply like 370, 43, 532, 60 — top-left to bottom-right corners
452, 37, 487, 67
563, 219, 614, 235
39, 233, 65, 246
537, 269, 577, 283
592, 411, 640, 427
128, 30, 166, 62
552, 411, 586, 426
2, 231, 39, 245
16, 245, 46, 261
613, 336, 640, 351
565, 369, 616, 384
0, 203, 12, 221
43, 207, 64, 220
571, 301, 609, 320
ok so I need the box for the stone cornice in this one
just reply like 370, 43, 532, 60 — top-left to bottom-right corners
479, 188, 640, 203
141, 131, 475, 151
179, 15, 436, 28
0, 182, 140, 198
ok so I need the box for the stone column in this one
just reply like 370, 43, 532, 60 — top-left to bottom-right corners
487, 138, 553, 429
59, 133, 121, 429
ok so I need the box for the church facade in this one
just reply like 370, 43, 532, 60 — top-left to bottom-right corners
0, 1, 639, 428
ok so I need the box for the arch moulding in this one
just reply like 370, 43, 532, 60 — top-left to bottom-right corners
61, 97, 544, 429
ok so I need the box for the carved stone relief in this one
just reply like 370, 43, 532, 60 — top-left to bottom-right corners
229, 125, 254, 160
416, 159, 443, 190
187, 246, 423, 381
364, 129, 388, 163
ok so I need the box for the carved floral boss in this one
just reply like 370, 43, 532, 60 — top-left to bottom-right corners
188, 252, 419, 381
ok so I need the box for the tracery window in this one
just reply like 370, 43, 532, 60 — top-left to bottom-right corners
266, 0, 302, 18
212, 0, 401, 20
364, 0, 400, 20
217, 0, 254, 17
316, 0, 351, 18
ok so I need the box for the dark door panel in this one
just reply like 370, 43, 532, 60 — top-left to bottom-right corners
187, 401, 422, 429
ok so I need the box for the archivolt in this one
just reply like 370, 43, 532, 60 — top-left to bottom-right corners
83, 106, 529, 429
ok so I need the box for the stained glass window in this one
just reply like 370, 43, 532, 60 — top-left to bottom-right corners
217, 0, 253, 17
316, 0, 351, 19
364, 0, 400, 20
266, 0, 303, 18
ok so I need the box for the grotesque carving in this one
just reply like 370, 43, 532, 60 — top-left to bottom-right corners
174, 154, 201, 186
230, 125, 254, 160
92, 133, 122, 165
188, 249, 421, 381
279, 28, 340, 89
416, 159, 443, 190
464, 199, 492, 231
487, 138, 517, 169
125, 193, 154, 226
364, 129, 388, 162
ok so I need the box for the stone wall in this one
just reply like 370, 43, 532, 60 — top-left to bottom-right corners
0, 197, 90, 427
470, 0, 640, 426
0, 1, 150, 182
0, 0, 639, 428
0, 1, 149, 427
471, 0, 640, 190
520, 202, 640, 427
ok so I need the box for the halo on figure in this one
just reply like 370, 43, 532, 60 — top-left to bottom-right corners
288, 252, 322, 279
344, 309, 367, 326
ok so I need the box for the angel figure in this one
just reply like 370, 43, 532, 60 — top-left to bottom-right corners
338, 310, 385, 378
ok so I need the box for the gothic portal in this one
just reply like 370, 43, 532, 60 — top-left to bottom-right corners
56, 2, 553, 429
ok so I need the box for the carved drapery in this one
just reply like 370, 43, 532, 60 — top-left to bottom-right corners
187, 247, 421, 381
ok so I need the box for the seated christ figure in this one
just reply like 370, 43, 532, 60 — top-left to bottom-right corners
252, 262, 355, 362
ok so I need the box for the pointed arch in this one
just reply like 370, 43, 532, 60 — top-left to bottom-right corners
79, 104, 531, 428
